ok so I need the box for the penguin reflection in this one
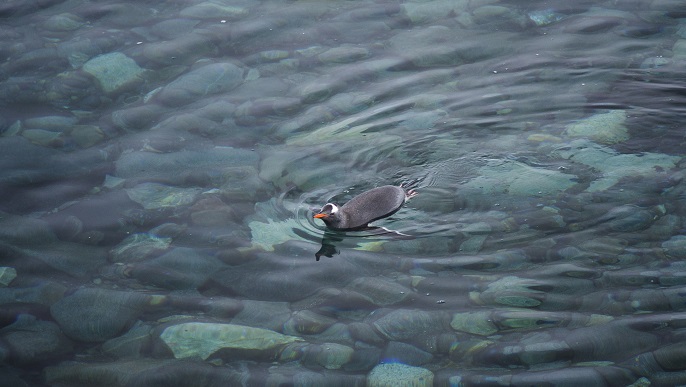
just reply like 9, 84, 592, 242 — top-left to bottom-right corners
312, 185, 418, 261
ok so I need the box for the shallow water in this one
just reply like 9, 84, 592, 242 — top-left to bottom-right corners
1, 0, 686, 385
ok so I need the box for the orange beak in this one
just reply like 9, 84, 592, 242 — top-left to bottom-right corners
313, 213, 327, 219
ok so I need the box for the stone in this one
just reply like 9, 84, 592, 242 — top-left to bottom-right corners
70, 124, 105, 148
402, 1, 458, 24
82, 52, 145, 94
316, 343, 354, 369
0, 281, 67, 307
663, 235, 686, 259
478, 276, 544, 307
247, 198, 312, 251
43, 13, 84, 32
21, 129, 64, 147
552, 139, 681, 192
130, 247, 226, 290
110, 233, 172, 263
23, 115, 77, 131
462, 159, 576, 197
45, 359, 243, 386
12, 240, 107, 278
156, 63, 244, 106
0, 267, 17, 287
115, 147, 258, 185
0, 315, 73, 365
140, 34, 215, 66
231, 300, 291, 331
50, 288, 158, 342
159, 322, 302, 360
283, 310, 338, 336
318, 46, 370, 63
111, 104, 166, 131
179, 2, 248, 19
565, 110, 629, 144
125, 183, 202, 210
450, 311, 498, 336
383, 341, 433, 366
367, 363, 433, 387
150, 18, 200, 40
102, 321, 153, 359
346, 277, 412, 306
372, 309, 445, 341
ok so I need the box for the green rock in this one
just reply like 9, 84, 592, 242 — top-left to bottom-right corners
566, 110, 629, 144
553, 139, 681, 192
450, 311, 497, 336
43, 13, 83, 32
0, 267, 17, 287
316, 343, 354, 369
367, 363, 434, 387
82, 52, 144, 94
125, 183, 201, 210
463, 159, 576, 197
159, 322, 302, 360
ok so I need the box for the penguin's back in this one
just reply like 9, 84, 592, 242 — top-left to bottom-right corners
340, 185, 405, 229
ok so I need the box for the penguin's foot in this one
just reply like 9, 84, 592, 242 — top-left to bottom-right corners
405, 189, 418, 200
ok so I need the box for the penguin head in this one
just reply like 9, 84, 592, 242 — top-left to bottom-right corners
313, 203, 339, 221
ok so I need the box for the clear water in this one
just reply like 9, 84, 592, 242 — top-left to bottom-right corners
1, 0, 686, 385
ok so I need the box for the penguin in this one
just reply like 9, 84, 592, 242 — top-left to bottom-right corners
313, 185, 418, 230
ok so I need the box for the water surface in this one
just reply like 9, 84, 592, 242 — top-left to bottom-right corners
1, 0, 686, 385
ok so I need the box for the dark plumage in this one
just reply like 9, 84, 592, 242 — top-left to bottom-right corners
313, 185, 417, 230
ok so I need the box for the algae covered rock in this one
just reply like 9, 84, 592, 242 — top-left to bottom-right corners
159, 322, 302, 360
565, 110, 629, 144
82, 52, 144, 94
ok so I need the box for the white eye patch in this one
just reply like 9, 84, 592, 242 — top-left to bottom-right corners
322, 203, 339, 214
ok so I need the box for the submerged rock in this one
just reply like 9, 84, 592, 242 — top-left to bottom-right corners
383, 341, 433, 366
0, 267, 17, 287
50, 288, 160, 342
43, 13, 84, 32
82, 52, 145, 94
159, 322, 302, 360
115, 147, 258, 185
553, 139, 681, 192
346, 276, 412, 306
179, 2, 249, 19
110, 233, 172, 263
450, 311, 498, 336
462, 159, 577, 197
316, 343, 355, 370
0, 315, 73, 365
156, 62, 244, 106
125, 183, 202, 210
45, 358, 244, 386
565, 110, 629, 144
662, 235, 686, 259
129, 247, 226, 290
368, 363, 434, 387
102, 321, 153, 359
372, 309, 446, 341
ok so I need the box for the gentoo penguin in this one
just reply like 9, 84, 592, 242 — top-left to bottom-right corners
313, 185, 417, 230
